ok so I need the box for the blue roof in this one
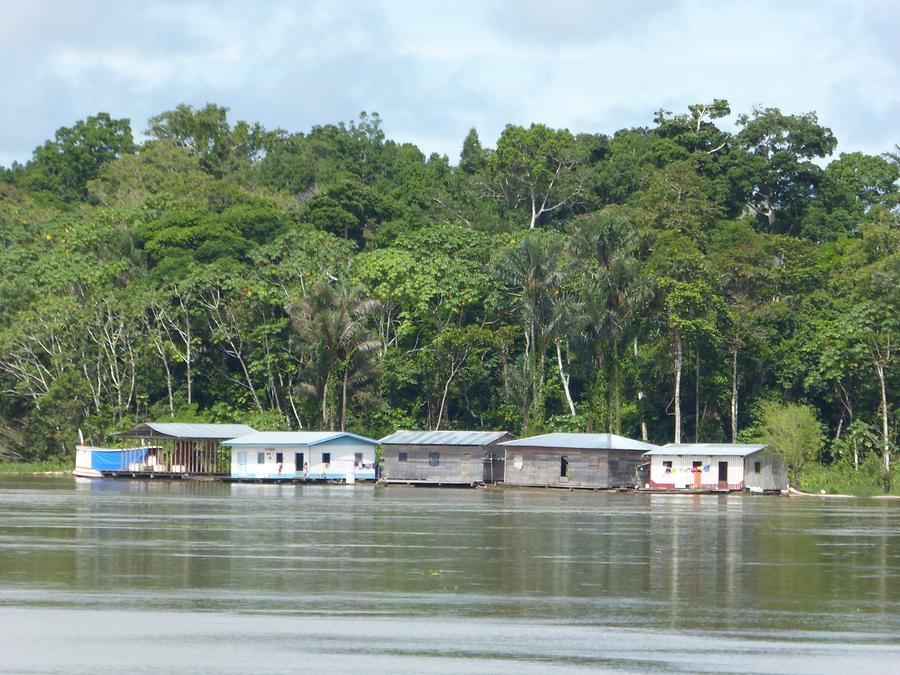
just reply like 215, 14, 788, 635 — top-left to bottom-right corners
500, 432, 658, 451
223, 431, 379, 447
380, 430, 511, 446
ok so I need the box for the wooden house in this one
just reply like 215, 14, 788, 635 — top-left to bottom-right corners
499, 432, 658, 489
223, 431, 379, 482
100, 422, 257, 477
645, 443, 788, 492
380, 430, 513, 485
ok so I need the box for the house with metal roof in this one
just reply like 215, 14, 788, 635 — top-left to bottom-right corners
498, 433, 659, 489
223, 431, 379, 482
90, 422, 260, 477
380, 430, 513, 486
644, 443, 787, 492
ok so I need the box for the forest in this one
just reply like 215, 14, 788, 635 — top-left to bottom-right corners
0, 101, 896, 492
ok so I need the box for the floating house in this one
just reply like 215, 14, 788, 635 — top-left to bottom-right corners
75, 422, 257, 478
644, 443, 788, 492
224, 431, 379, 482
380, 430, 513, 486
499, 433, 658, 489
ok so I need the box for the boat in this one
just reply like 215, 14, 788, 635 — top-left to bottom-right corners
74, 445, 160, 478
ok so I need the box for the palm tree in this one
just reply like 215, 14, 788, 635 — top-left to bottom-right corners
500, 231, 568, 429
569, 210, 652, 434
286, 279, 381, 430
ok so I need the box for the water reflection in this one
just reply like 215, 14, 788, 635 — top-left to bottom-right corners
0, 477, 898, 673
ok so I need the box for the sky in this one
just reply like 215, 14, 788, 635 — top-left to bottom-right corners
2, 0, 898, 167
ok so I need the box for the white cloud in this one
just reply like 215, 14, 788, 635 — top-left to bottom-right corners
0, 0, 897, 165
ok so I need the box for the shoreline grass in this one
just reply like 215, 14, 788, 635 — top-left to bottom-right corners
0, 460, 72, 474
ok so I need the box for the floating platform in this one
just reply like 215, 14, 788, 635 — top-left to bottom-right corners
380, 479, 481, 488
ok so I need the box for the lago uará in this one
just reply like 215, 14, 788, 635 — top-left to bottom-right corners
0, 475, 898, 673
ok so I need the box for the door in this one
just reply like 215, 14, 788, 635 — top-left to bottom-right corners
295, 452, 304, 473
718, 461, 728, 487
483, 453, 504, 483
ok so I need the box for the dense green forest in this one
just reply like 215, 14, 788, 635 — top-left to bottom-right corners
0, 102, 896, 491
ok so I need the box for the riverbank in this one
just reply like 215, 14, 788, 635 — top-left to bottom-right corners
0, 460, 71, 474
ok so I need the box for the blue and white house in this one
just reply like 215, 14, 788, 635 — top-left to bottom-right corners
223, 431, 379, 482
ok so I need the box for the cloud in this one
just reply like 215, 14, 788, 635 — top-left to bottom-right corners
0, 1, 897, 167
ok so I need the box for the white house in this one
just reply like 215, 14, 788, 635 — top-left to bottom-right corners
223, 431, 379, 482
644, 443, 788, 492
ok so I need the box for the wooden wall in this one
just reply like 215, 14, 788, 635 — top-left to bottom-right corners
503, 447, 643, 488
383, 444, 486, 483
743, 452, 788, 491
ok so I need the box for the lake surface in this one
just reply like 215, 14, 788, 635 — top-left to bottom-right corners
0, 476, 898, 673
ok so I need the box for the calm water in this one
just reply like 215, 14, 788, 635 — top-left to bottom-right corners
0, 476, 898, 673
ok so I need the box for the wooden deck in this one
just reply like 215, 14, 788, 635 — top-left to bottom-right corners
381, 479, 481, 488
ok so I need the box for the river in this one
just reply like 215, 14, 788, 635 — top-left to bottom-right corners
0, 476, 898, 673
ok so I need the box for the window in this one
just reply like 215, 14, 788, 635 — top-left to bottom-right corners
754, 461, 761, 474
692, 461, 702, 469
275, 452, 284, 464
663, 460, 673, 473
560, 456, 569, 478
398, 452, 408, 462
322, 452, 331, 465
257, 452, 265, 464
429, 452, 440, 466
354, 452, 363, 467
237, 452, 247, 467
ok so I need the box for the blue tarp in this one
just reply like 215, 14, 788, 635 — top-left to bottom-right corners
90, 448, 149, 471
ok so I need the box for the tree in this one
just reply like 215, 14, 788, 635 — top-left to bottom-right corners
499, 230, 569, 430
459, 128, 488, 174
752, 400, 825, 484
730, 108, 837, 233
26, 113, 134, 201
286, 280, 381, 430
87, 140, 213, 207
146, 103, 270, 176
569, 209, 651, 433
491, 124, 587, 229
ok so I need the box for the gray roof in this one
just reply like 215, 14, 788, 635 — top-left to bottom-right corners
379, 430, 511, 446
223, 431, 379, 447
646, 443, 768, 457
499, 433, 658, 451
116, 422, 257, 440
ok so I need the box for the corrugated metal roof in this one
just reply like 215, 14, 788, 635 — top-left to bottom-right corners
379, 430, 511, 446
646, 443, 768, 457
499, 433, 658, 451
223, 431, 379, 447
115, 422, 257, 440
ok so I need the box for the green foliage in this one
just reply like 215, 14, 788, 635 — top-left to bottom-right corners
0, 101, 896, 471
25, 113, 134, 201
749, 400, 825, 483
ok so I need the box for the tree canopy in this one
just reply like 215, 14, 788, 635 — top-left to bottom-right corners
1, 101, 897, 490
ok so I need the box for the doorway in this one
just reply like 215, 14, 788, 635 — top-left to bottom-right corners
295, 452, 304, 472
718, 461, 728, 487
483, 453, 504, 483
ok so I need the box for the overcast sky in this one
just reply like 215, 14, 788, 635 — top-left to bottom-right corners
2, 0, 898, 167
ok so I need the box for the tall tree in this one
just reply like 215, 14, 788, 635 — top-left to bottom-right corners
27, 113, 134, 201
491, 124, 587, 229
286, 280, 381, 430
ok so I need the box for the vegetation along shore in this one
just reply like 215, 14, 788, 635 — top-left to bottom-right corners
0, 101, 896, 495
